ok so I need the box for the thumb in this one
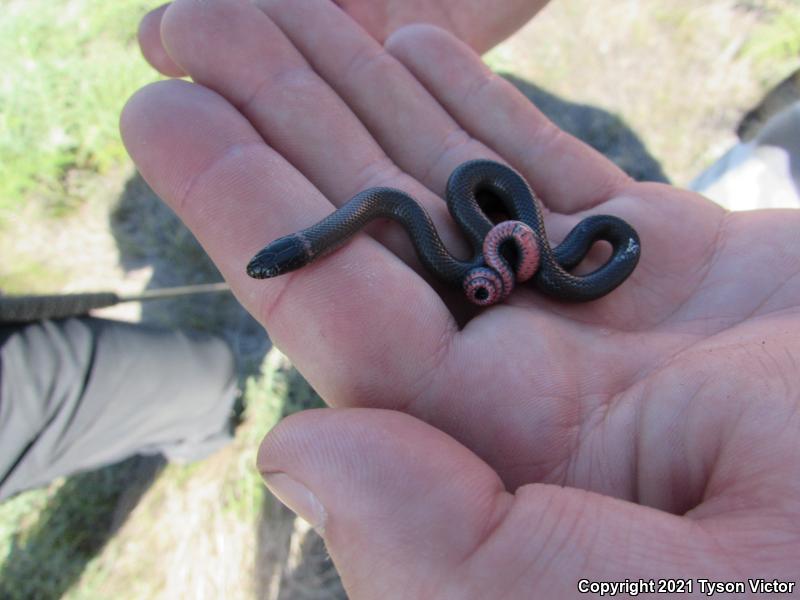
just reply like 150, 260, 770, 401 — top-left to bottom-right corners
258, 408, 510, 596
257, 409, 734, 598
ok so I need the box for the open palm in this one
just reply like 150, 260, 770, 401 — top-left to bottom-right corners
125, 0, 800, 596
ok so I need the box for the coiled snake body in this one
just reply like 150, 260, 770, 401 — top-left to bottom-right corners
247, 160, 640, 305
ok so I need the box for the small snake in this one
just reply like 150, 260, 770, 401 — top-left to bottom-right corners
246, 160, 640, 305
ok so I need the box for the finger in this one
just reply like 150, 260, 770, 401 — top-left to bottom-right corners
137, 3, 185, 78
258, 408, 514, 596
160, 0, 470, 264
259, 408, 743, 598
255, 0, 501, 196
386, 24, 632, 213
327, 0, 547, 54
120, 79, 456, 408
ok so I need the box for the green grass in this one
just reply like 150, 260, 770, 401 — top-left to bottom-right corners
0, 257, 69, 294
0, 0, 159, 218
0, 458, 161, 600
741, 0, 800, 81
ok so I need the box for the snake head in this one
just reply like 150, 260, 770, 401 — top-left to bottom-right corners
246, 235, 310, 279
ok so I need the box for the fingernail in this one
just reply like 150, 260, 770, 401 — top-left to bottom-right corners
262, 472, 327, 534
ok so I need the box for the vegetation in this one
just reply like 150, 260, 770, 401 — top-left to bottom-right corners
741, 0, 800, 81
0, 0, 157, 217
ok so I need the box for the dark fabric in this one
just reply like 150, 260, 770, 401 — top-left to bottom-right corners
0, 317, 237, 501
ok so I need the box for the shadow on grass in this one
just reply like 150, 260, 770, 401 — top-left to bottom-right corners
110, 172, 272, 381
0, 455, 164, 600
110, 170, 273, 432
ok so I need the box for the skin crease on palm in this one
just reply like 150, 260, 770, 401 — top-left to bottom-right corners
125, 0, 800, 596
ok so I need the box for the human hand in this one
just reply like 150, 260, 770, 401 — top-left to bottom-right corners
137, 0, 547, 75
121, 0, 800, 596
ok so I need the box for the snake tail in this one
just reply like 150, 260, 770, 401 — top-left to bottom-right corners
460, 221, 541, 305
